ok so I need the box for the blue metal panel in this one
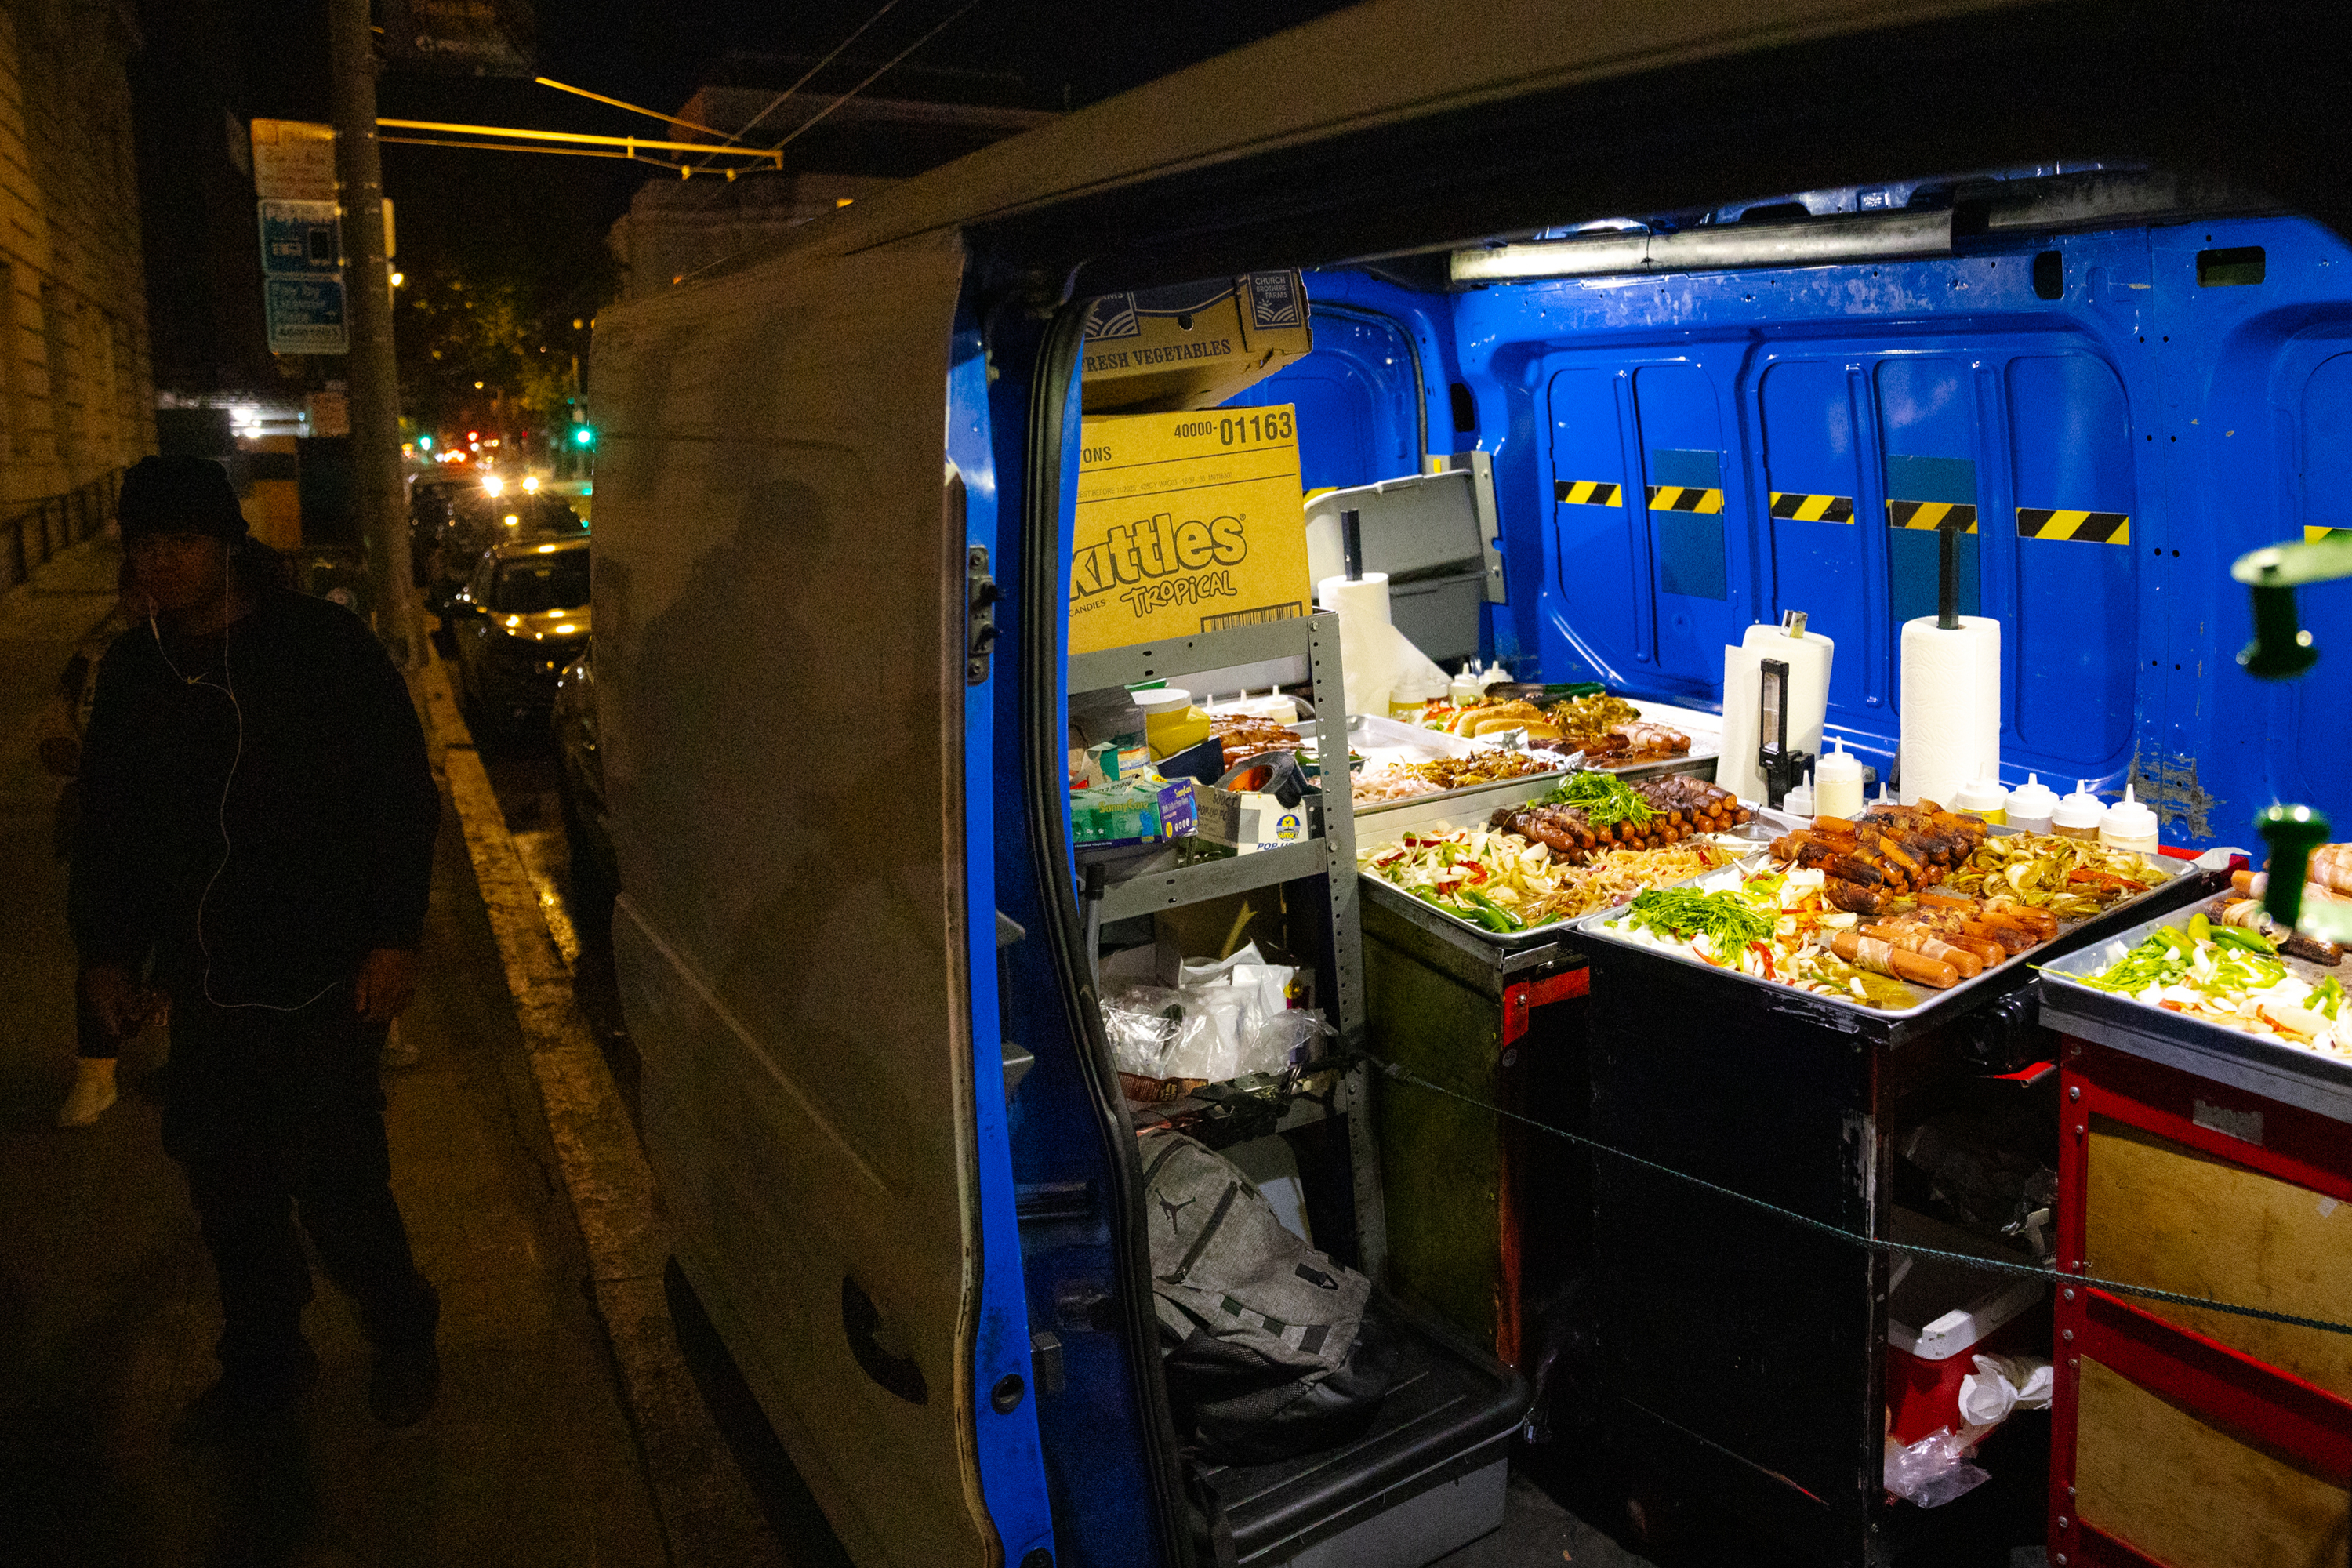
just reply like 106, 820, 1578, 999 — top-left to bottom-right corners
2291, 353, 2352, 808
1220, 303, 1420, 493
1759, 358, 1875, 717
1877, 366, 1983, 639
949, 299, 1059, 1568
1545, 365, 1642, 684
2005, 353, 2137, 767
1632, 368, 1740, 693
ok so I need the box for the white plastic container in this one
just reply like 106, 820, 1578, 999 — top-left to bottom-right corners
1952, 776, 2010, 826
1782, 776, 1817, 819
2006, 774, 2060, 835
2052, 779, 2106, 842
2100, 784, 2161, 854
1813, 737, 1865, 821
1448, 662, 1483, 706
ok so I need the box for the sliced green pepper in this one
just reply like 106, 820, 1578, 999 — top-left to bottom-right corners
2187, 912, 2212, 945
1462, 887, 1526, 931
2209, 924, 2278, 957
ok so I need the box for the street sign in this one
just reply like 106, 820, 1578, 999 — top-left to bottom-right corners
380, 0, 535, 76
259, 200, 343, 276
250, 118, 336, 201
266, 274, 349, 355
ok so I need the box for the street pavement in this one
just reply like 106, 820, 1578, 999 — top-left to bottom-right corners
0, 532, 670, 1568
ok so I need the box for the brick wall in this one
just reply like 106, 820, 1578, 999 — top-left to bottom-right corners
0, 0, 154, 514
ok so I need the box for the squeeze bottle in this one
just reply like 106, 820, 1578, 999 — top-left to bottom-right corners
2006, 775, 2060, 834
2100, 784, 2161, 855
1952, 776, 2010, 826
1813, 737, 1865, 820
2051, 779, 2106, 841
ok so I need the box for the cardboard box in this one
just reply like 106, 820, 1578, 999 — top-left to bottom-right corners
1070, 775, 1196, 848
1080, 272, 1312, 413
1192, 786, 1311, 853
1070, 407, 1312, 656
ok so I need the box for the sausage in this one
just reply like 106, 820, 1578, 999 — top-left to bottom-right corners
1959, 920, 2037, 954
1982, 899, 2059, 938
1830, 929, 1960, 989
1860, 922, 1984, 980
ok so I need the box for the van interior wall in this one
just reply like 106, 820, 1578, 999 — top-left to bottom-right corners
1212, 213, 2352, 849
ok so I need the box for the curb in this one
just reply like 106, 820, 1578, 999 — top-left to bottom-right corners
417, 648, 782, 1568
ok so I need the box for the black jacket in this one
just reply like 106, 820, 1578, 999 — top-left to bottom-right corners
69, 589, 441, 1007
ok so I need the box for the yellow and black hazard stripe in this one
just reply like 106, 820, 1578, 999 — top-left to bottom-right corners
1646, 485, 1725, 514
1886, 499, 1978, 534
1769, 492, 1855, 524
1555, 479, 1622, 506
2016, 507, 2131, 545
2305, 526, 2352, 543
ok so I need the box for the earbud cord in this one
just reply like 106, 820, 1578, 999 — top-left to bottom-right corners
147, 543, 336, 1014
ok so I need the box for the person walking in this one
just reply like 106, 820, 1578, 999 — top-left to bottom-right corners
70, 456, 445, 1442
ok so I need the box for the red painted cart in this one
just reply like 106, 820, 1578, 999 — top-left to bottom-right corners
2039, 956, 2352, 1567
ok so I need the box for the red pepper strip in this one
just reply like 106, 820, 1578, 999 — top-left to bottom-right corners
1751, 942, 1777, 979
2158, 1000, 2188, 1013
2068, 868, 2135, 889
1467, 864, 1489, 883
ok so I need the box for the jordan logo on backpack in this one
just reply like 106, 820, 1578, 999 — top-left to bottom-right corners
1157, 1193, 1196, 1233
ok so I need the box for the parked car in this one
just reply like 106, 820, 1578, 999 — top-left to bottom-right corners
549, 644, 615, 890
426, 489, 586, 613
446, 534, 590, 724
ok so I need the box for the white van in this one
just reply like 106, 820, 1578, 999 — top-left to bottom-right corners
589, 5, 2343, 1565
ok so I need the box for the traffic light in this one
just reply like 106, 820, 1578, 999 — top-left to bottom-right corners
573, 426, 595, 448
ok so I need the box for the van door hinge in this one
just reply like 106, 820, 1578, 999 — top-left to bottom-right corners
967, 544, 1000, 685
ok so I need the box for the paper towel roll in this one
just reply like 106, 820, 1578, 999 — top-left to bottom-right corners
1899, 615, 2001, 807
1316, 572, 1446, 715
1719, 623, 1835, 805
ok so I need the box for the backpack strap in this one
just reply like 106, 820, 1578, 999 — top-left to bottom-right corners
1166, 1180, 1240, 1286
1184, 1457, 1241, 1568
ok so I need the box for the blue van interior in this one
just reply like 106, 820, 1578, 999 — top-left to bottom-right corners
992, 176, 2352, 1567
1221, 196, 2352, 848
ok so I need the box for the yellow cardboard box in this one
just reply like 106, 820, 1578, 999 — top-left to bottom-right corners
1070, 407, 1311, 656
1080, 273, 1313, 413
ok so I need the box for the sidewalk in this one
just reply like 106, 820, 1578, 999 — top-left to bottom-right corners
0, 533, 669, 1567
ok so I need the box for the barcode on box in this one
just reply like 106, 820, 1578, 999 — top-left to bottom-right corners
1202, 601, 1306, 630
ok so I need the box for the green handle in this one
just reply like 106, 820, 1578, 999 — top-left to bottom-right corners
2256, 803, 2332, 931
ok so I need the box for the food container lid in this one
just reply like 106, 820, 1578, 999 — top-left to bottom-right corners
2007, 773, 2060, 814
2053, 778, 2106, 828
1132, 687, 1192, 713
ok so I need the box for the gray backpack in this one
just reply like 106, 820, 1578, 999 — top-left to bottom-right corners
1142, 1133, 1395, 1464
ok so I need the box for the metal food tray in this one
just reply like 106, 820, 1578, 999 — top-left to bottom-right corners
1352, 740, 1718, 818
2038, 904, 2352, 1126
1566, 829, 2210, 1025
1356, 786, 1799, 953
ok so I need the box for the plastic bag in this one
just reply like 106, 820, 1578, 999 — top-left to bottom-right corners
1103, 943, 1333, 1084
1883, 1427, 1991, 1509
1956, 1353, 2054, 1428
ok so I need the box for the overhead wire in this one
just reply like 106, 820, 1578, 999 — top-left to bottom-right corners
687, 0, 907, 169
668, 0, 983, 287
760, 1, 981, 159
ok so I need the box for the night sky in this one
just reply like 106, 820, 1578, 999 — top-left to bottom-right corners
216, 0, 1363, 317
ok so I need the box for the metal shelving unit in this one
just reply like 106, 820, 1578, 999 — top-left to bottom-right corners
1070, 610, 1385, 1275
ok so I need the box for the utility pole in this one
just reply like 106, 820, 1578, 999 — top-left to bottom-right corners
328, 0, 420, 668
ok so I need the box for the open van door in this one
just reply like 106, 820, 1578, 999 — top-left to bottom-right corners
590, 229, 1051, 1568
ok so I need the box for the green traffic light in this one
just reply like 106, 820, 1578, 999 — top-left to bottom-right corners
573, 426, 595, 447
